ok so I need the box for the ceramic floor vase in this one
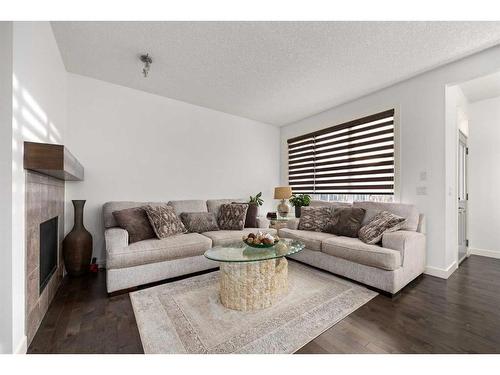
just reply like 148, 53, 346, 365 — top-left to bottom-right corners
295, 205, 301, 218
63, 200, 93, 276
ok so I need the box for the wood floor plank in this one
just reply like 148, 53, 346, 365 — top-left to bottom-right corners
28, 255, 500, 354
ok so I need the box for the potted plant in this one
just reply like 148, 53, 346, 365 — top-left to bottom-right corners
249, 192, 264, 207
289, 194, 311, 218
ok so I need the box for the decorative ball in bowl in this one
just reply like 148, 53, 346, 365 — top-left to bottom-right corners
242, 232, 279, 248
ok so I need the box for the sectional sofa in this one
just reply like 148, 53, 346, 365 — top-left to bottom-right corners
280, 200, 426, 294
103, 199, 426, 295
103, 199, 275, 293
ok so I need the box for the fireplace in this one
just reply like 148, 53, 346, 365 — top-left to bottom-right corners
24, 142, 84, 345
39, 217, 58, 293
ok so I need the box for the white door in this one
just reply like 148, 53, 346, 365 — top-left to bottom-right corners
458, 131, 468, 263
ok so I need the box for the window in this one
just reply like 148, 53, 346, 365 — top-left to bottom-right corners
287, 109, 396, 203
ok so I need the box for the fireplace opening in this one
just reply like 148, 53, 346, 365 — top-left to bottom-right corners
40, 216, 58, 293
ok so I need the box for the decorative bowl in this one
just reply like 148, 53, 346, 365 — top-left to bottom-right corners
243, 239, 279, 248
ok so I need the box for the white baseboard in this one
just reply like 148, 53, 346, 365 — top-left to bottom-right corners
424, 261, 458, 279
14, 335, 27, 354
469, 248, 500, 259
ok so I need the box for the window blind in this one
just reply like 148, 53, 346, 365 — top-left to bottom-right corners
287, 109, 395, 195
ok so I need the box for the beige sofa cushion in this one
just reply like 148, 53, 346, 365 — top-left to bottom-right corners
107, 233, 212, 269
202, 228, 277, 247
310, 200, 352, 209
353, 201, 419, 231
168, 200, 208, 215
278, 228, 336, 251
322, 236, 401, 271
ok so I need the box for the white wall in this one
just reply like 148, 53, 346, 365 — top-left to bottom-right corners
65, 74, 280, 264
468, 96, 500, 257
10, 21, 67, 353
280, 44, 500, 275
0, 21, 14, 354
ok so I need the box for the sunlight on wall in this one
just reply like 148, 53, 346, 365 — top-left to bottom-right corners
21, 108, 46, 140
12, 74, 63, 152
22, 89, 48, 124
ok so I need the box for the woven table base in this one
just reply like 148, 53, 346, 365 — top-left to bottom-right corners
219, 258, 288, 311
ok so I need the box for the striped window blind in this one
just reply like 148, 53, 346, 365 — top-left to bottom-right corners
287, 109, 395, 195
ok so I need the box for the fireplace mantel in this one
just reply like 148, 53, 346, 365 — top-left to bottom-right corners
24, 141, 84, 181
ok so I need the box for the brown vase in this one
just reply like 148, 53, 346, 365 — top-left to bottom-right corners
245, 203, 259, 228
63, 200, 93, 276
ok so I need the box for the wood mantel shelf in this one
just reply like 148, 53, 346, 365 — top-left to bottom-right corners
24, 142, 84, 181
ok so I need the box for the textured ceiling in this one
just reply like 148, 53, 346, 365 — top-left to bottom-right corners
460, 70, 500, 103
51, 21, 500, 126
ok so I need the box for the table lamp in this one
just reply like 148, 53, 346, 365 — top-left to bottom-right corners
274, 186, 293, 219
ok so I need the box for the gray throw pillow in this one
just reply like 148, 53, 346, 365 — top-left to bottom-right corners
144, 205, 187, 239
218, 203, 248, 230
358, 211, 407, 244
324, 208, 366, 238
180, 212, 219, 233
298, 206, 332, 232
112, 207, 156, 243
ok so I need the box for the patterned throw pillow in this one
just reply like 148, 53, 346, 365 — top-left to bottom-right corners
358, 211, 407, 244
298, 206, 333, 232
232, 201, 257, 228
218, 203, 248, 230
324, 208, 366, 238
112, 207, 156, 243
180, 212, 219, 233
144, 205, 187, 239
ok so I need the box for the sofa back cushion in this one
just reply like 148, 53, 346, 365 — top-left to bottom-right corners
310, 200, 352, 209
168, 200, 208, 215
103, 201, 167, 229
353, 201, 419, 231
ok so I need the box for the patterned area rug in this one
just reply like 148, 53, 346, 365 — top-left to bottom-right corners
130, 261, 377, 354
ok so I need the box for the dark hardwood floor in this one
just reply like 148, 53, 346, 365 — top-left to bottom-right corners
28, 255, 500, 354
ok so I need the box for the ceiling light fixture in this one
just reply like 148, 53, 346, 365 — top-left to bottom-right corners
140, 54, 153, 77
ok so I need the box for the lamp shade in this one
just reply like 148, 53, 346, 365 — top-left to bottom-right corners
274, 186, 293, 200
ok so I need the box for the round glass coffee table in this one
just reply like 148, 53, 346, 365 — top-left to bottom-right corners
204, 239, 304, 311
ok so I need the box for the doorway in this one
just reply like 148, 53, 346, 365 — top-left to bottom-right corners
458, 130, 468, 264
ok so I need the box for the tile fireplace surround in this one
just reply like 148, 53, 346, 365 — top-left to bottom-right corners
25, 171, 65, 344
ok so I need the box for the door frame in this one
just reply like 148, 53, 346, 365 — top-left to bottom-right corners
458, 129, 469, 264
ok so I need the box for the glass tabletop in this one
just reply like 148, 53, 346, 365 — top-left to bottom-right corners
204, 239, 305, 263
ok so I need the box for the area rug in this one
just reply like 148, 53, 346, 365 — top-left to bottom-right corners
130, 261, 377, 354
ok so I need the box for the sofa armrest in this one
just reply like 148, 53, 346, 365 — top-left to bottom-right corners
256, 217, 270, 229
382, 230, 426, 267
105, 228, 129, 252
286, 218, 300, 230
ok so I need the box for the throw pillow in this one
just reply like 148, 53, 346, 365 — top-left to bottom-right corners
218, 203, 249, 230
232, 202, 258, 228
180, 212, 219, 233
144, 204, 187, 239
112, 207, 156, 243
298, 206, 332, 232
324, 207, 366, 238
358, 211, 407, 244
